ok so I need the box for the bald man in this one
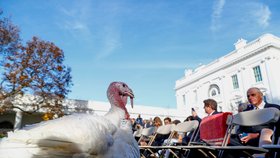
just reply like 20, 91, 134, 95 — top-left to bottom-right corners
230, 87, 280, 147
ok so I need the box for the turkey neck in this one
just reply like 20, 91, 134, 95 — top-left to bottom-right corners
105, 105, 126, 127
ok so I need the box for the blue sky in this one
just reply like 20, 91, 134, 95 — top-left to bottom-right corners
1, 0, 280, 108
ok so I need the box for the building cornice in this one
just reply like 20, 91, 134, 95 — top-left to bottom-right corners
175, 34, 280, 91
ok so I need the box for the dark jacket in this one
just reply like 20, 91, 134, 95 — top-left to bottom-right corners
238, 103, 280, 133
234, 103, 280, 146
195, 110, 221, 123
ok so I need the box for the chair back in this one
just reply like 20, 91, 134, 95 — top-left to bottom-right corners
223, 107, 280, 147
199, 112, 232, 146
167, 120, 199, 146
232, 107, 280, 126
147, 124, 173, 146
172, 120, 199, 133
141, 126, 156, 137
137, 126, 156, 144
156, 124, 174, 135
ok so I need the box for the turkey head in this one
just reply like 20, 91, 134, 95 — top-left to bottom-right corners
107, 82, 134, 119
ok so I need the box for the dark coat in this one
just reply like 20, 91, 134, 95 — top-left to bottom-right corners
239, 103, 280, 133
195, 110, 221, 123
232, 102, 280, 146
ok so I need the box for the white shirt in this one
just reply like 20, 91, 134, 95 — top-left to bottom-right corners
255, 101, 265, 110
208, 111, 215, 116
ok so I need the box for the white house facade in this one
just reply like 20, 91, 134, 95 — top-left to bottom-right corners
175, 34, 280, 118
63, 99, 186, 120
2, 33, 280, 131
0, 98, 186, 131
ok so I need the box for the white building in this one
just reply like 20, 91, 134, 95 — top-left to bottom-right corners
0, 98, 187, 131
63, 99, 186, 120
175, 34, 280, 118
2, 33, 280, 131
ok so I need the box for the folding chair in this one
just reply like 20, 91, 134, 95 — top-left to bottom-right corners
137, 126, 156, 145
176, 112, 232, 158
168, 120, 199, 145
200, 112, 233, 146
139, 124, 173, 158
262, 142, 280, 158
260, 109, 280, 158
217, 107, 280, 158
158, 120, 200, 158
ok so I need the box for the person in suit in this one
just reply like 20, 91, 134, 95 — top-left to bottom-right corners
189, 99, 221, 144
144, 118, 153, 128
192, 98, 221, 122
203, 98, 220, 116
135, 114, 143, 126
230, 87, 280, 147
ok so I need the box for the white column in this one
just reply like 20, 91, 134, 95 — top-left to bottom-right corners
238, 67, 246, 99
14, 110, 23, 130
220, 75, 230, 112
264, 56, 280, 104
240, 66, 252, 96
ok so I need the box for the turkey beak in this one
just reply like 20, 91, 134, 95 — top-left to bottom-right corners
130, 96, 134, 109
125, 88, 134, 108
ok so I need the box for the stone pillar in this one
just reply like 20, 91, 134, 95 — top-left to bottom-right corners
14, 110, 23, 130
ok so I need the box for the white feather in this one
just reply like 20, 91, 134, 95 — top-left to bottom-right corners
0, 82, 139, 158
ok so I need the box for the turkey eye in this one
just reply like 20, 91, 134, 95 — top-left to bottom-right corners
122, 84, 126, 87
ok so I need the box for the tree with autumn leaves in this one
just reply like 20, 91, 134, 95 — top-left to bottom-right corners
0, 11, 72, 121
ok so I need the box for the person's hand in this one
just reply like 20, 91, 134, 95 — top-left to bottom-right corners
192, 110, 197, 117
140, 141, 147, 146
240, 133, 259, 144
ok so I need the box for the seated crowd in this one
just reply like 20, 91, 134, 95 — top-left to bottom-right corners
131, 87, 280, 158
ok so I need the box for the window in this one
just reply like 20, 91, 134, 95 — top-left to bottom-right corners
208, 84, 220, 97
231, 74, 239, 89
253, 65, 262, 82
211, 90, 217, 96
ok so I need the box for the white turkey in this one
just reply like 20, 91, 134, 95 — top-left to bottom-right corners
0, 81, 140, 158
